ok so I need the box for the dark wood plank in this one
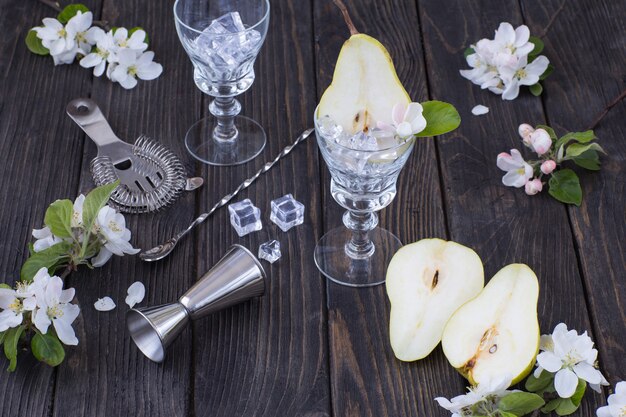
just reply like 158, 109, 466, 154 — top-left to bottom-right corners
191, 0, 330, 416
0, 0, 101, 415
418, 0, 603, 413
313, 2, 461, 416
51, 0, 201, 415
520, 0, 626, 382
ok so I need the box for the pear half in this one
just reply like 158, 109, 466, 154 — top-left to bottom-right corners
442, 264, 540, 385
386, 239, 484, 361
318, 34, 410, 134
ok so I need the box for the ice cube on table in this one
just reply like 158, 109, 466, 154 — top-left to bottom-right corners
270, 194, 305, 232
228, 198, 262, 237
258, 240, 281, 263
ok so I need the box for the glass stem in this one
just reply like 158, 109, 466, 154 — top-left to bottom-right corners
209, 96, 242, 144
343, 211, 378, 259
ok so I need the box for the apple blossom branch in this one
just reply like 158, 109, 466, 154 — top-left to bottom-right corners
37, 0, 110, 30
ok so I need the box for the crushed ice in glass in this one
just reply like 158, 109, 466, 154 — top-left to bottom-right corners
258, 240, 281, 263
317, 115, 402, 151
194, 11, 262, 72
270, 194, 305, 232
228, 198, 262, 237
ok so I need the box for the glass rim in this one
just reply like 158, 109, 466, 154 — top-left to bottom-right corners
173, 0, 271, 35
313, 106, 414, 153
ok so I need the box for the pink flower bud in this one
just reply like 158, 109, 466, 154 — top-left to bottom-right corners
530, 129, 552, 155
525, 178, 543, 195
541, 160, 557, 175
518, 123, 535, 144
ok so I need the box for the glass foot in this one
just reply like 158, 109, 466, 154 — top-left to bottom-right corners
185, 115, 266, 166
314, 226, 402, 287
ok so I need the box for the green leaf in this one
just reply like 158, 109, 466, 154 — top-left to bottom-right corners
525, 370, 553, 392
25, 29, 49, 55
44, 199, 74, 238
529, 83, 543, 96
4, 325, 25, 372
464, 47, 475, 58
82, 181, 120, 233
555, 398, 578, 416
57, 4, 90, 24
555, 130, 597, 149
499, 412, 517, 417
541, 398, 562, 413
415, 100, 461, 137
128, 26, 149, 46
20, 241, 72, 281
548, 168, 582, 206
536, 124, 557, 141
564, 143, 605, 160
570, 378, 586, 407
0, 331, 6, 347
498, 392, 545, 416
540, 64, 554, 81
529, 36, 544, 56
0, 283, 11, 289
573, 150, 601, 171
31, 332, 65, 367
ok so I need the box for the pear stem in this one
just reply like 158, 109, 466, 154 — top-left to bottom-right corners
332, 0, 359, 36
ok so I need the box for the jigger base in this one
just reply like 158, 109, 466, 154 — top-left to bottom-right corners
185, 115, 266, 166
314, 226, 402, 288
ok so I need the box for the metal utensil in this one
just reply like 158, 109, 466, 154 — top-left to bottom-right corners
127, 244, 266, 363
139, 128, 314, 262
66, 98, 203, 213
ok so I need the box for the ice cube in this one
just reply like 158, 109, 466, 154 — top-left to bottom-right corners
349, 131, 379, 151
228, 198, 262, 236
270, 194, 305, 232
258, 240, 281, 263
318, 115, 344, 140
209, 12, 246, 34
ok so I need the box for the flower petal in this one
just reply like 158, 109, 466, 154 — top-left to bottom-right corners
391, 102, 406, 126
573, 362, 602, 385
502, 80, 520, 100
471, 105, 489, 116
494, 22, 515, 45
92, 247, 113, 267
53, 316, 79, 345
536, 351, 563, 373
0, 309, 22, 332
126, 282, 146, 308
554, 368, 579, 398
514, 25, 530, 46
33, 308, 51, 334
94, 296, 116, 312
136, 62, 163, 81
118, 74, 138, 89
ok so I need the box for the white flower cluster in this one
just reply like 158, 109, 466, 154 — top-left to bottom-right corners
33, 194, 140, 267
597, 381, 626, 417
33, 11, 162, 89
460, 22, 550, 100
435, 374, 515, 417
0, 268, 79, 345
534, 323, 609, 398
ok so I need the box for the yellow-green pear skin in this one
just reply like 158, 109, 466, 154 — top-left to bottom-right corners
318, 34, 410, 134
441, 264, 540, 386
386, 239, 484, 361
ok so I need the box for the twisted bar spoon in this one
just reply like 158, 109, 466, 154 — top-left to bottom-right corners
140, 128, 314, 262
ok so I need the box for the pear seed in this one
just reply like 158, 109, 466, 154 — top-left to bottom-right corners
489, 344, 497, 354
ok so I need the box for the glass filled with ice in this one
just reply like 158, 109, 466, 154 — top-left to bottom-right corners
313, 109, 416, 287
174, 0, 270, 166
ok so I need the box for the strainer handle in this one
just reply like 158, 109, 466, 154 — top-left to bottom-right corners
66, 98, 122, 147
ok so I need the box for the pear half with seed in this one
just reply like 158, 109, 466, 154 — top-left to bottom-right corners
317, 33, 410, 134
386, 239, 484, 361
442, 263, 540, 385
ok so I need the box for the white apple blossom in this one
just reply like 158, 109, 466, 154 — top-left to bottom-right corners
94, 296, 116, 312
79, 29, 114, 76
596, 381, 626, 417
71, 194, 85, 228
534, 323, 609, 398
528, 128, 552, 155
34, 12, 99, 65
0, 283, 38, 331
110, 49, 163, 89
492, 23, 535, 61
500, 55, 550, 100
435, 374, 514, 417
518, 123, 535, 145
391, 102, 427, 138
32, 226, 62, 252
525, 178, 543, 195
497, 149, 534, 188
112, 28, 148, 53
125, 282, 145, 308
91, 206, 140, 267
31, 268, 80, 346
33, 17, 75, 57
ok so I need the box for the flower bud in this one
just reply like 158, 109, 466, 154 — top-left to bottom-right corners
525, 178, 543, 195
541, 160, 557, 175
518, 123, 535, 144
530, 129, 552, 155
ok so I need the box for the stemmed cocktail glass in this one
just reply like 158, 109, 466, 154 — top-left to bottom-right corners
314, 110, 416, 287
174, 0, 270, 166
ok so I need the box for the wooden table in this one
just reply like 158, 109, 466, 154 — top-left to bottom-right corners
1, 0, 624, 415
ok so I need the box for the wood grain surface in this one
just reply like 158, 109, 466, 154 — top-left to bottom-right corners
0, 0, 623, 416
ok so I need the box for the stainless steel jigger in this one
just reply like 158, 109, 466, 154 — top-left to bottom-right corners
126, 245, 266, 363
